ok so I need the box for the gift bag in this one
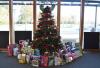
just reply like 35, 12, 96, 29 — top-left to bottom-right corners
17, 54, 26, 64
40, 56, 48, 67
26, 54, 30, 64
7, 44, 14, 56
54, 56, 62, 66
18, 54, 21, 59
18, 40, 25, 52
48, 56, 54, 66
31, 55, 40, 67
13, 47, 18, 56
19, 59, 25, 64
34, 49, 40, 56
32, 60, 39, 67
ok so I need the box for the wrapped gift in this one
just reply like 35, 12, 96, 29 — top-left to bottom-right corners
13, 47, 18, 56
40, 56, 48, 67
17, 54, 26, 64
31, 55, 40, 67
48, 56, 54, 66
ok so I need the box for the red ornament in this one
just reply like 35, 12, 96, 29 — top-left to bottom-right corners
44, 45, 49, 49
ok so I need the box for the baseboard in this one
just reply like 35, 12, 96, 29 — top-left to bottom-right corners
0, 48, 7, 52
83, 49, 100, 52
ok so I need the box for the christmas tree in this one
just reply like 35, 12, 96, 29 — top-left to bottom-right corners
32, 6, 62, 55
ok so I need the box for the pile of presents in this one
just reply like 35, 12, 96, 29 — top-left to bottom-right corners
7, 40, 82, 67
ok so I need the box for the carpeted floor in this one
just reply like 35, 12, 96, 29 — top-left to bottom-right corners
0, 51, 100, 68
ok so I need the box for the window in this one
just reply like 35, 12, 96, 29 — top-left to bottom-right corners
84, 6, 95, 32
60, 5, 80, 43
0, 1, 9, 31
13, 1, 33, 31
13, 1, 33, 41
96, 7, 100, 32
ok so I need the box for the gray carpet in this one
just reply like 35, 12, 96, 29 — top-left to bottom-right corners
0, 51, 100, 68
0, 52, 32, 68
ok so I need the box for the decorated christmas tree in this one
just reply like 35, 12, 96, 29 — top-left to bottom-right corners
32, 6, 62, 55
